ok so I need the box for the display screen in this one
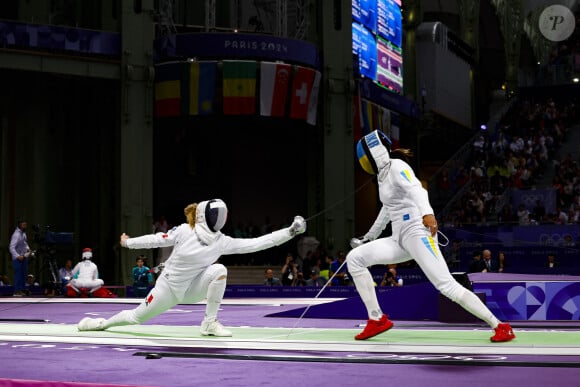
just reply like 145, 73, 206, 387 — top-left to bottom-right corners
352, 0, 403, 94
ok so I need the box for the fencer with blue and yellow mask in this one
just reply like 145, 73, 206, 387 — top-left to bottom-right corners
356, 130, 392, 181
348, 130, 512, 343
353, 129, 435, 245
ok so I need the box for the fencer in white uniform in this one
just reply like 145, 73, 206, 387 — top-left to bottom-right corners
68, 248, 104, 294
347, 130, 515, 342
78, 199, 306, 336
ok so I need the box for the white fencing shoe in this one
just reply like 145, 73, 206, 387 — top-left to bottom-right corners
78, 317, 106, 331
200, 320, 232, 337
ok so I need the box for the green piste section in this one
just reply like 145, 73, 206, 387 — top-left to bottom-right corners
0, 323, 578, 348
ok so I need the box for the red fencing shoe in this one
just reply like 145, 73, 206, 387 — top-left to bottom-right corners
355, 314, 394, 340
490, 323, 515, 342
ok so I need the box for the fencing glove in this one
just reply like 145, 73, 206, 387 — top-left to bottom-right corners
350, 236, 370, 249
289, 216, 307, 236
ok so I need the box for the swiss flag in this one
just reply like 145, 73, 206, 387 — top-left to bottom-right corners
289, 66, 318, 121
260, 62, 291, 117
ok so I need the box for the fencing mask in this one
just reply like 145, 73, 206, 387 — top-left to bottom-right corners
356, 130, 392, 175
197, 199, 228, 232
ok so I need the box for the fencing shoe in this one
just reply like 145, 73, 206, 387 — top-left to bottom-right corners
355, 314, 394, 340
490, 323, 515, 342
78, 317, 106, 331
200, 319, 232, 337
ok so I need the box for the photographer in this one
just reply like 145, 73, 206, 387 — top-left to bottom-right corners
281, 253, 297, 286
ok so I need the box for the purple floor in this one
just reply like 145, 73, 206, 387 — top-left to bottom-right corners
0, 299, 579, 387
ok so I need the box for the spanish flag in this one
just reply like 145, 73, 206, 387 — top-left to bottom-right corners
154, 62, 181, 117
222, 60, 257, 115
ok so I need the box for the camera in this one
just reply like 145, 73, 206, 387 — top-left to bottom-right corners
30, 224, 74, 295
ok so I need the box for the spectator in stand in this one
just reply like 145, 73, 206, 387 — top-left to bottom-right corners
554, 206, 569, 224
468, 250, 485, 273
552, 176, 564, 207
560, 234, 575, 247
132, 255, 154, 298
545, 254, 559, 269
0, 274, 10, 286
481, 250, 497, 273
59, 259, 74, 294
329, 251, 351, 286
498, 204, 516, 224
292, 272, 307, 286
25, 274, 40, 296
569, 204, 580, 224
516, 204, 531, 225
263, 268, 282, 286
305, 270, 326, 287
443, 239, 462, 269
531, 200, 547, 224
497, 251, 508, 273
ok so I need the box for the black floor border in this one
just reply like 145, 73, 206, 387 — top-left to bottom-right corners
133, 351, 580, 367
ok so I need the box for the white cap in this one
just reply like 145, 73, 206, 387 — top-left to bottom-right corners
82, 248, 93, 260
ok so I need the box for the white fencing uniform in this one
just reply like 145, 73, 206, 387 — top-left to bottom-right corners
69, 260, 104, 292
78, 199, 306, 334
348, 130, 501, 329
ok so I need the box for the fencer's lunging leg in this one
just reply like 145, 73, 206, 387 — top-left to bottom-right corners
347, 251, 383, 320
78, 278, 177, 332
436, 278, 500, 328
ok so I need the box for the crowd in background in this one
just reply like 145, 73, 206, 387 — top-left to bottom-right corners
437, 97, 580, 227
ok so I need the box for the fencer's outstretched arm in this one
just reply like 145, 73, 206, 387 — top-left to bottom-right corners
221, 216, 306, 255
120, 228, 177, 249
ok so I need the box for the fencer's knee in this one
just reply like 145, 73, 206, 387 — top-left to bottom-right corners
345, 250, 367, 274
212, 264, 227, 280
437, 278, 467, 303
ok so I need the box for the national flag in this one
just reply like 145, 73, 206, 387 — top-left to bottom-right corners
222, 60, 257, 115
379, 106, 390, 132
390, 111, 400, 148
260, 62, 291, 117
361, 99, 377, 134
306, 70, 321, 125
353, 90, 364, 141
187, 61, 217, 115
154, 62, 181, 117
289, 66, 317, 121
